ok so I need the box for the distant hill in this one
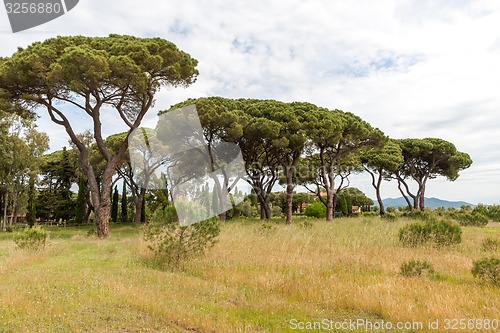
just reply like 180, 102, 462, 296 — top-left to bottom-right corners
373, 197, 474, 209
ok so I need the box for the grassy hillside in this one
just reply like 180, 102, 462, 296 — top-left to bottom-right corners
0, 218, 499, 332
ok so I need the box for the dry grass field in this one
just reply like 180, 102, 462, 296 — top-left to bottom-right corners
0, 217, 499, 332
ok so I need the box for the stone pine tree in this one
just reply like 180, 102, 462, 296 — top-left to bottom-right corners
0, 35, 198, 238
239, 100, 287, 220
395, 138, 472, 211
360, 139, 402, 215
305, 109, 383, 221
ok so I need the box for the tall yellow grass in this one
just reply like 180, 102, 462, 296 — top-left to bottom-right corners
0, 218, 498, 332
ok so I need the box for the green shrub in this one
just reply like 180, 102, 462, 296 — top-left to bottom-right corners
399, 222, 430, 247
143, 206, 220, 269
472, 257, 500, 286
86, 228, 97, 237
485, 205, 500, 222
481, 238, 500, 252
399, 219, 461, 247
403, 210, 434, 221
361, 211, 378, 217
13, 226, 48, 250
427, 219, 462, 246
381, 212, 397, 221
304, 201, 326, 219
271, 206, 283, 218
400, 259, 435, 277
452, 212, 489, 227
386, 206, 396, 213
257, 221, 276, 235
237, 200, 258, 217
299, 219, 313, 229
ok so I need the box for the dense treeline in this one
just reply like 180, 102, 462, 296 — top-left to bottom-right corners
0, 94, 472, 229
0, 35, 472, 236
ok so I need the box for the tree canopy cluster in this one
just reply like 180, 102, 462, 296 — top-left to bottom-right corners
162, 97, 472, 223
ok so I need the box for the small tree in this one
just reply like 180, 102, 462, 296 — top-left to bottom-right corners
339, 196, 348, 217
143, 206, 220, 269
360, 139, 402, 215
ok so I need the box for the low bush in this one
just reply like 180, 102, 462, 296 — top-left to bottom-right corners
386, 206, 396, 213
299, 219, 313, 229
400, 259, 434, 277
399, 222, 430, 247
427, 219, 462, 246
143, 205, 220, 269
381, 212, 398, 221
271, 206, 283, 218
361, 211, 378, 217
472, 257, 500, 286
304, 201, 326, 219
402, 210, 434, 221
451, 212, 489, 227
13, 226, 48, 250
237, 200, 258, 217
485, 205, 500, 222
256, 221, 277, 236
399, 219, 461, 247
481, 238, 500, 252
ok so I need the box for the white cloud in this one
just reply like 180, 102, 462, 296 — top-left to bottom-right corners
1, 0, 500, 203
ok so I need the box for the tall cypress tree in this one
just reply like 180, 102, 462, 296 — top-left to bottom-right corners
56, 146, 75, 222
121, 181, 128, 223
340, 196, 348, 217
75, 177, 86, 224
111, 186, 119, 223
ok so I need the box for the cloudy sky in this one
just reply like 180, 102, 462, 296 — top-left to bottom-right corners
1, 0, 500, 204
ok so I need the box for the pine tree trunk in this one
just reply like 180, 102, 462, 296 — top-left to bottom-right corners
257, 194, 271, 220
419, 184, 426, 211
326, 194, 334, 221
90, 170, 113, 238
377, 190, 385, 216
95, 203, 110, 237
376, 174, 385, 216
133, 188, 146, 223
